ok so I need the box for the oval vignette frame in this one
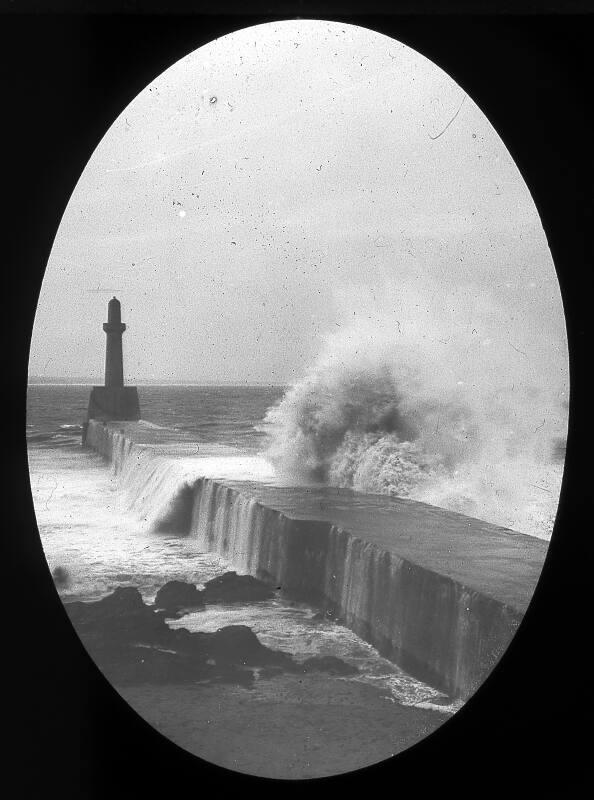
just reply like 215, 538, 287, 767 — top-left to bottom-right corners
16, 10, 585, 792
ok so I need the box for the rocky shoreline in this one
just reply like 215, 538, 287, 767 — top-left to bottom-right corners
65, 572, 358, 688
63, 570, 449, 777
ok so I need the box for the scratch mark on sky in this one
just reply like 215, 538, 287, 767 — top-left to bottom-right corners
509, 341, 528, 358
429, 94, 467, 141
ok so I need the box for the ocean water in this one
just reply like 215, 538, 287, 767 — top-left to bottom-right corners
27, 383, 459, 712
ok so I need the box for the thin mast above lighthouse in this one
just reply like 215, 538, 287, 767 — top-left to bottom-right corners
84, 297, 141, 431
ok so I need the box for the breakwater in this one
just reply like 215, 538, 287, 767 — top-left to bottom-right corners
85, 419, 548, 699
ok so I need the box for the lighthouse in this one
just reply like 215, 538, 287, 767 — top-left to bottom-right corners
103, 296, 126, 387
84, 297, 141, 433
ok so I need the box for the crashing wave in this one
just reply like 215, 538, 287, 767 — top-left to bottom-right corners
262, 318, 567, 538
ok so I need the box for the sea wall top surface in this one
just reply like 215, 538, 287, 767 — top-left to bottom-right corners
93, 420, 548, 613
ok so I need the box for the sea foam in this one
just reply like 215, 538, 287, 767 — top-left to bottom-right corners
261, 299, 567, 538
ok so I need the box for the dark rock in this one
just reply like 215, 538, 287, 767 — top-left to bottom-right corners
52, 566, 70, 587
64, 586, 294, 688
101, 586, 146, 610
173, 625, 293, 669
65, 587, 146, 621
153, 580, 204, 614
299, 655, 358, 676
202, 571, 275, 603
65, 587, 170, 645
206, 625, 289, 667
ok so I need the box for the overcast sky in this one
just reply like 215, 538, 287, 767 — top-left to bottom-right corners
29, 20, 567, 386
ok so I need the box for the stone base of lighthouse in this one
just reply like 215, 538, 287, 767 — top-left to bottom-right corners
86, 386, 141, 424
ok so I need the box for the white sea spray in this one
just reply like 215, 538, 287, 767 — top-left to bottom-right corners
263, 282, 567, 538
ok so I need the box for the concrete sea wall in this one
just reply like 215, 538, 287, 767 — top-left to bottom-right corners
85, 420, 545, 699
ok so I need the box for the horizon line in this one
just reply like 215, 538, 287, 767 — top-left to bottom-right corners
27, 380, 289, 387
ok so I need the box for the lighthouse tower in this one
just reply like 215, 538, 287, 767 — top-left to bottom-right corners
85, 297, 141, 428
103, 296, 126, 387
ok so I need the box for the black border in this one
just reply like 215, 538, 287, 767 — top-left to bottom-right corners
5, 4, 591, 795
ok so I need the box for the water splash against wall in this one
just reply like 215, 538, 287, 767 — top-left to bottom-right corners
262, 287, 567, 538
